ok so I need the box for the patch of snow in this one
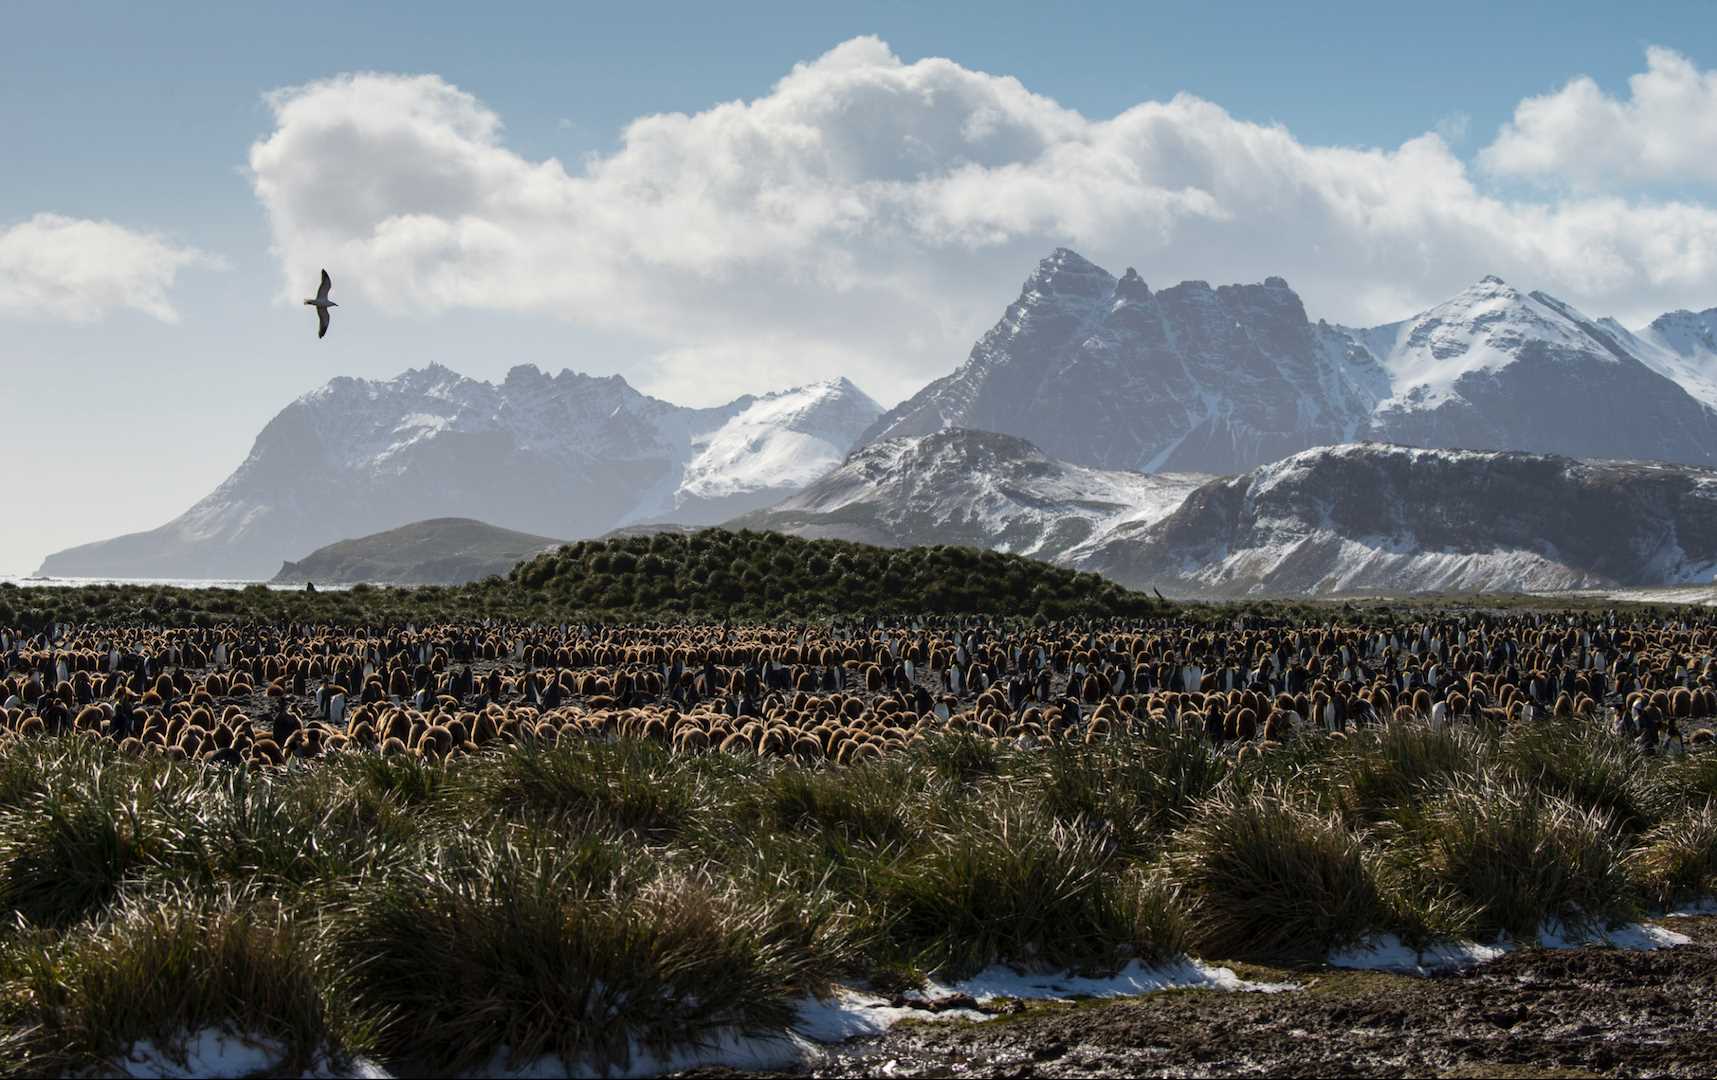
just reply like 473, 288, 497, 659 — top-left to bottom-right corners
1535, 920, 1691, 951
677, 379, 882, 502
459, 959, 1294, 1078
1331, 919, 1690, 977
917, 958, 1298, 1000
1625, 309, 1717, 409
1329, 934, 1506, 974
112, 1029, 385, 1079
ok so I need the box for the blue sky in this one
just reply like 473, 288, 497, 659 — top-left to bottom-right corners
5, 1, 1717, 573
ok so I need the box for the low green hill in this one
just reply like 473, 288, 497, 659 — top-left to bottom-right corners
270, 518, 564, 586
3, 530, 1168, 630
509, 528, 1166, 619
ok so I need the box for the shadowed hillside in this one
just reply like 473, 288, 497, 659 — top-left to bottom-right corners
270, 518, 565, 586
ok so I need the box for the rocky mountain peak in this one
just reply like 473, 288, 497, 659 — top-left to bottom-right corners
1021, 247, 1116, 303
1645, 308, 1717, 353
1114, 267, 1152, 303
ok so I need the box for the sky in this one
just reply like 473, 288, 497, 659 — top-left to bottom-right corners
6, 0, 1717, 573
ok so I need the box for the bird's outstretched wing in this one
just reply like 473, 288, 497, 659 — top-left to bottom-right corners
317, 306, 331, 339
316, 269, 332, 304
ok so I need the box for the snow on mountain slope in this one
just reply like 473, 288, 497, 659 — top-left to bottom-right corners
1075, 443, 1717, 597
38, 365, 879, 579
1369, 277, 1621, 410
1360, 278, 1717, 465
668, 378, 883, 510
731, 429, 1208, 561
1615, 308, 1717, 410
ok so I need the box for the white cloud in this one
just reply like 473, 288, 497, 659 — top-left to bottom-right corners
1481, 46, 1717, 189
250, 39, 1717, 405
0, 213, 212, 323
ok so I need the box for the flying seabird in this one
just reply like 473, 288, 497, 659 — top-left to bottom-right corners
303, 269, 337, 339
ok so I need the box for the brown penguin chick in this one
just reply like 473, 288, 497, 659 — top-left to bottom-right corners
1671, 687, 1693, 719
1234, 707, 1257, 742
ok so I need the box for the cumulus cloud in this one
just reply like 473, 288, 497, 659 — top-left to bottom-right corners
250, 39, 1717, 404
1481, 47, 1717, 189
0, 213, 212, 323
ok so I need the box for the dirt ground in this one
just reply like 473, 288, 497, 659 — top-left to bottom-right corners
687, 915, 1717, 1080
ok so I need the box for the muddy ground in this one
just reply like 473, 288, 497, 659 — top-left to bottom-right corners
689, 915, 1717, 1079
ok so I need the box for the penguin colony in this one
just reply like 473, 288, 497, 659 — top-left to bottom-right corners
2, 609, 1712, 765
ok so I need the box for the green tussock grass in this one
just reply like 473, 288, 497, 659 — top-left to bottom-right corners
1627, 800, 1717, 909
1163, 783, 1388, 963
0, 888, 343, 1079
1389, 772, 1637, 941
326, 834, 831, 1075
0, 709, 1713, 1071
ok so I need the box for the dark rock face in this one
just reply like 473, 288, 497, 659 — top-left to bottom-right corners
866, 252, 1717, 477
1077, 444, 1717, 597
863, 250, 1388, 474
1375, 342, 1717, 465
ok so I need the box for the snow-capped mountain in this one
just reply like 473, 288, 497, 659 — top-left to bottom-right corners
1604, 307, 1717, 410
37, 364, 881, 579
1360, 278, 1717, 465
730, 429, 1208, 561
864, 249, 1717, 473
862, 249, 1389, 474
1073, 443, 1717, 597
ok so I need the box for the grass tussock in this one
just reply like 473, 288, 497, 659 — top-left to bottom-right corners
1035, 731, 1228, 854
0, 764, 194, 929
869, 795, 1185, 977
0, 704, 1714, 1072
1393, 773, 1637, 941
1499, 722, 1667, 835
1331, 721, 1488, 824
0, 889, 338, 1078
1164, 783, 1387, 962
1627, 801, 1717, 909
472, 741, 703, 838
328, 835, 828, 1074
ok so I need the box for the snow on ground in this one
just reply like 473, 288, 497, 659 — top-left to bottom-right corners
186, 960, 1287, 1080
158, 935, 1705, 1074
915, 958, 1298, 1001
113, 1029, 388, 1079
1331, 919, 1692, 974
106, 923, 1701, 1079
1535, 920, 1690, 951
1330, 935, 1507, 974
